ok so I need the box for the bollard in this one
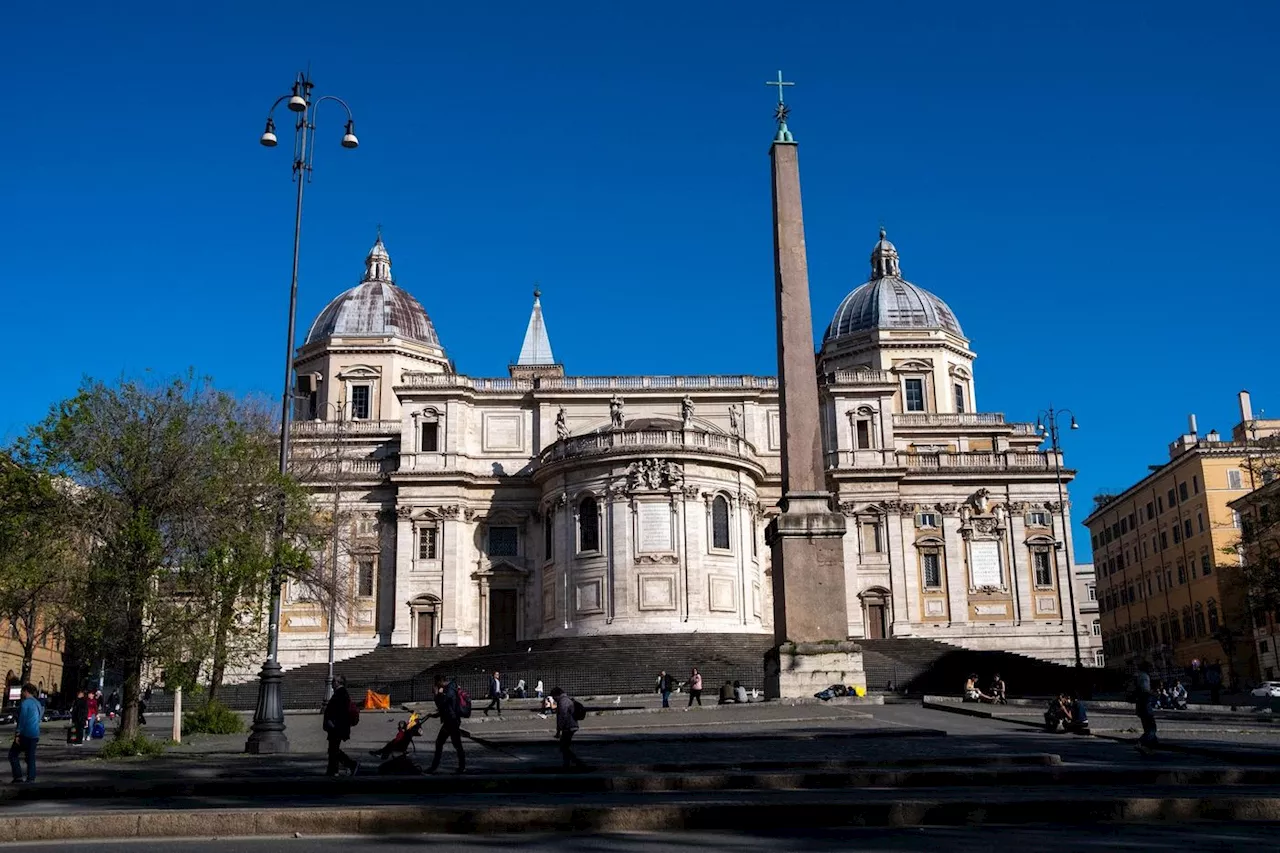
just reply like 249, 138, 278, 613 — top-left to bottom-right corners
172, 687, 182, 744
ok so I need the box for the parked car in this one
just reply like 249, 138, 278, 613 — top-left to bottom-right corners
1250, 682, 1280, 699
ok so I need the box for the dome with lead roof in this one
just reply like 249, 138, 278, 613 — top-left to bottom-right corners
305, 236, 441, 348
823, 230, 963, 343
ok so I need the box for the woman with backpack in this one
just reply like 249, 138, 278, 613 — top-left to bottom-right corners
426, 675, 466, 774
322, 675, 359, 777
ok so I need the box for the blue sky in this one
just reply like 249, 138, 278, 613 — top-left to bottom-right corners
2, 1, 1277, 559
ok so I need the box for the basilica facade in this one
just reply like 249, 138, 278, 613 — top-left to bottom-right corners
276, 229, 1084, 670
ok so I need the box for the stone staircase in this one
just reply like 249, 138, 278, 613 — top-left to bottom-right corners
859, 638, 1125, 697
146, 634, 1123, 712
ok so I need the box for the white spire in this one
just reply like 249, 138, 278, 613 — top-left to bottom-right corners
516, 289, 556, 366
364, 232, 392, 282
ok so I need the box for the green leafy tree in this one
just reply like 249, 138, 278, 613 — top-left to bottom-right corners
20, 373, 291, 738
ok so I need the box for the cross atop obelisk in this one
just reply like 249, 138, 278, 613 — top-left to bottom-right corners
765, 70, 795, 143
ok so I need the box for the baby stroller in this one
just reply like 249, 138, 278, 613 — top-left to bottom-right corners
370, 711, 426, 774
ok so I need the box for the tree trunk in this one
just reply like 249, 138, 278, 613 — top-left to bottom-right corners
18, 605, 36, 685
207, 595, 237, 704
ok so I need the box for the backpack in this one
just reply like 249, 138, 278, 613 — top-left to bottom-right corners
348, 700, 361, 727
455, 684, 472, 718
572, 699, 587, 721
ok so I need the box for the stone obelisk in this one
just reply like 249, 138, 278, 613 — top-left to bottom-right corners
761, 72, 863, 698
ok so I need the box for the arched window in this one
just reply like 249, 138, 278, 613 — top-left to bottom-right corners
712, 496, 731, 550
578, 497, 599, 553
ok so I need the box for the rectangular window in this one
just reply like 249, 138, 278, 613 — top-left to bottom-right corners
357, 559, 375, 597
1173, 526, 1181, 544
1177, 561, 1186, 583
1095, 650, 1106, 667
1092, 620, 1102, 636
1168, 487, 1177, 507
862, 521, 883, 553
1142, 539, 1149, 558
1029, 511, 1050, 527
1184, 519, 1193, 539
1120, 517, 1129, 534
421, 423, 439, 452
1228, 469, 1244, 490
1201, 553, 1212, 576
544, 514, 554, 561
1129, 512, 1137, 529
1033, 550, 1053, 586
1146, 502, 1155, 521
1088, 585, 1096, 602
350, 385, 371, 420
488, 526, 518, 557
418, 527, 437, 560
904, 378, 925, 412
1091, 534, 1099, 551
1193, 475, 1199, 494
1158, 496, 1164, 513
1197, 512, 1204, 533
1160, 531, 1168, 550
954, 384, 965, 414
922, 551, 942, 589
1179, 482, 1189, 501
855, 419, 872, 450
916, 512, 939, 529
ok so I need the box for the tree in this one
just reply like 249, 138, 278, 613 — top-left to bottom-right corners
20, 373, 296, 738
0, 454, 83, 687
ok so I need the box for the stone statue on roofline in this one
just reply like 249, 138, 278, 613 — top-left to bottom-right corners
681, 395, 695, 426
609, 395, 625, 429
555, 407, 569, 440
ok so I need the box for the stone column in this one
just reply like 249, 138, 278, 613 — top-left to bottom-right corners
390, 513, 414, 646
437, 517, 460, 646
762, 125, 860, 697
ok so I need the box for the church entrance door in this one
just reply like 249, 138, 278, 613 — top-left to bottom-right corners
867, 604, 887, 639
489, 589, 518, 647
416, 611, 436, 648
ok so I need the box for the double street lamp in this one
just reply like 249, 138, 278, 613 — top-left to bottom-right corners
245, 73, 359, 755
1036, 406, 1082, 669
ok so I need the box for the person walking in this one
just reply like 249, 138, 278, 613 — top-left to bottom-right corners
426, 675, 466, 774
656, 670, 675, 708
484, 671, 502, 717
9, 684, 41, 783
1133, 661, 1159, 754
322, 675, 359, 777
550, 687, 587, 771
69, 690, 88, 746
687, 668, 703, 707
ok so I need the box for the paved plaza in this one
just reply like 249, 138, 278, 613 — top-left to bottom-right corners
0, 698, 1275, 845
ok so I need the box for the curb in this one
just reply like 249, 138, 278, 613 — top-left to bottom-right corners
5, 794, 1280, 840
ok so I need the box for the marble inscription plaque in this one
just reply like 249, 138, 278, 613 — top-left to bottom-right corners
974, 603, 1008, 616
483, 413, 522, 451
969, 540, 1002, 588
637, 502, 673, 552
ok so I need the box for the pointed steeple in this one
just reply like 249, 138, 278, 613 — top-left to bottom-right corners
509, 287, 565, 379
364, 233, 392, 282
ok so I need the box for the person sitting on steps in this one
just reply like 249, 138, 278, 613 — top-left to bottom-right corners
964, 674, 994, 703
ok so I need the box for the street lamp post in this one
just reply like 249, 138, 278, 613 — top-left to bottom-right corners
245, 72, 359, 755
1037, 406, 1082, 669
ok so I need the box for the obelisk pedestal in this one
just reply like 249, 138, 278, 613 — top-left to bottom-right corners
761, 94, 864, 699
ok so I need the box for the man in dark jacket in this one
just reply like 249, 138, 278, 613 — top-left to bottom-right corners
427, 675, 465, 773
655, 670, 675, 708
70, 690, 88, 745
550, 686, 587, 771
484, 671, 502, 717
322, 675, 358, 777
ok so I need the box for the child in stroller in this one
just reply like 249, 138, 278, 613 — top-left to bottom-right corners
369, 711, 425, 761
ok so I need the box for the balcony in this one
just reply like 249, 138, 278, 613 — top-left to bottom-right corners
395, 373, 778, 393
292, 457, 392, 480
539, 427, 753, 465
824, 449, 1063, 472
893, 412, 1006, 428
823, 369, 894, 385
292, 419, 401, 436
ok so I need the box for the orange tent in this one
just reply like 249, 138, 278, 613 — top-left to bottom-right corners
364, 690, 390, 710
